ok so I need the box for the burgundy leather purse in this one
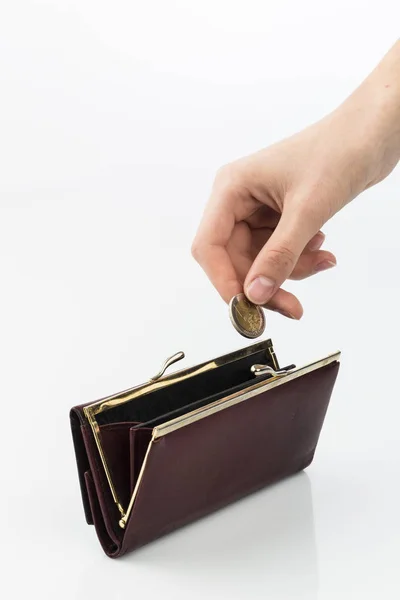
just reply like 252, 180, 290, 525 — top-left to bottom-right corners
70, 339, 340, 557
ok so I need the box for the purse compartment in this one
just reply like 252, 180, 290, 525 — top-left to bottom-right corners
98, 422, 138, 509
96, 347, 278, 428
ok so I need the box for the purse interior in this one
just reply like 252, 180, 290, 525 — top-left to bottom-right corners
96, 347, 279, 428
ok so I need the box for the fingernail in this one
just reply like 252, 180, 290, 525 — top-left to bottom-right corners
314, 260, 336, 273
308, 232, 325, 252
246, 276, 275, 304
276, 309, 297, 319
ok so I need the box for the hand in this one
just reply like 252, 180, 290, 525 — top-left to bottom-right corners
192, 42, 400, 319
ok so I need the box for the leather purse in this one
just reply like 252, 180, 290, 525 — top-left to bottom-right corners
70, 339, 340, 557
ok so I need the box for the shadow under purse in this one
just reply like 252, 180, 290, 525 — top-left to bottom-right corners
70, 339, 340, 558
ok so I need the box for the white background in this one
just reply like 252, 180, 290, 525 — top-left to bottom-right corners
1, 1, 399, 598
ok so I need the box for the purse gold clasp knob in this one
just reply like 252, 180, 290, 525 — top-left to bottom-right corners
150, 351, 185, 381
251, 364, 295, 377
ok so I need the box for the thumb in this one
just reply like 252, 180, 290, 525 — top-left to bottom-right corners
244, 210, 317, 305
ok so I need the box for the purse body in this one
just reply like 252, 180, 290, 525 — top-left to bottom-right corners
70, 340, 340, 557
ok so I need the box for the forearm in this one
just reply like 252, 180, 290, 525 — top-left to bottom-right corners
345, 39, 400, 186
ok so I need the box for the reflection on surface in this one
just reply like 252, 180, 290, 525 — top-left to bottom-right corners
122, 472, 318, 599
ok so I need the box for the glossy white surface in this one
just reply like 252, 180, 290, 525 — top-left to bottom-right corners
1, 2, 399, 598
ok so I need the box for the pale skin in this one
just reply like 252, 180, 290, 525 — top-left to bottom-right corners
192, 40, 400, 319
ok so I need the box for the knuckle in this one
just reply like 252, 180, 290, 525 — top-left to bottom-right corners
213, 162, 244, 199
267, 245, 297, 271
190, 238, 203, 262
214, 163, 235, 184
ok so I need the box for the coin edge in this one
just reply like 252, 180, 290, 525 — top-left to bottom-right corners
229, 294, 266, 339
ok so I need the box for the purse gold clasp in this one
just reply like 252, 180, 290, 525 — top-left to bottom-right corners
251, 364, 295, 377
150, 351, 185, 381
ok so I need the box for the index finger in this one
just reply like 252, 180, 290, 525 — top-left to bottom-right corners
192, 193, 242, 303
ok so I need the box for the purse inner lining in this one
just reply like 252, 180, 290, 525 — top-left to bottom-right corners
96, 348, 275, 428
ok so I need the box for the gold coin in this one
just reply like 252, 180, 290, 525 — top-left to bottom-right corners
229, 293, 266, 339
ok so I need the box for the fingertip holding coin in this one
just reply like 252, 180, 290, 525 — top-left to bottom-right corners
229, 293, 266, 339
